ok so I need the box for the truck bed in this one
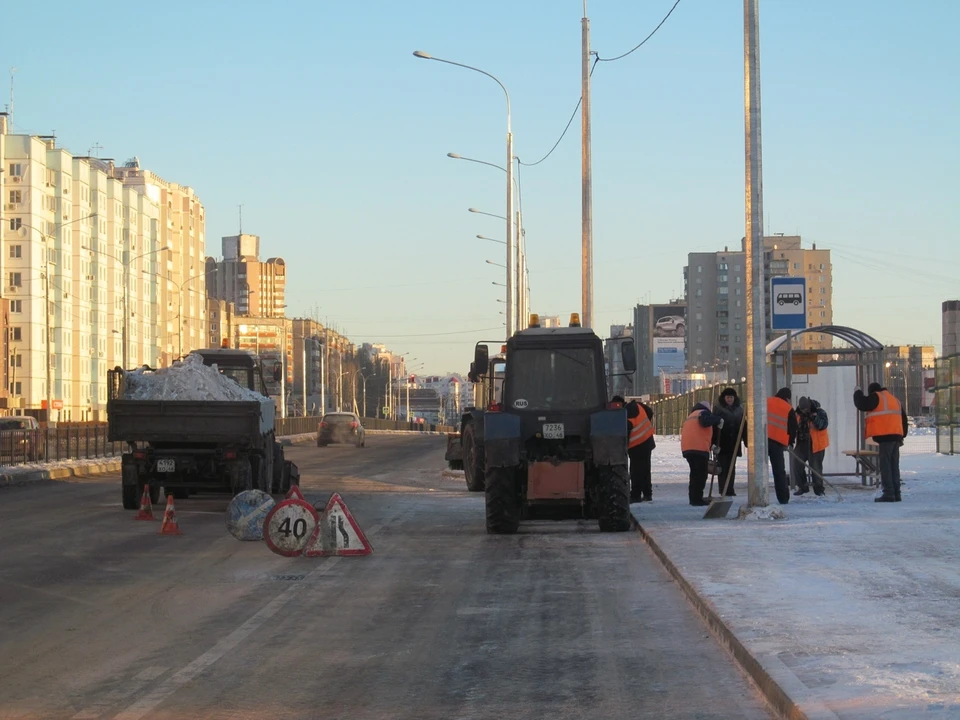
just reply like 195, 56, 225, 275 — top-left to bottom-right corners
107, 400, 266, 445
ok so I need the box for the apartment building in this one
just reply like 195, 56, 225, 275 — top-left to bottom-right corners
205, 234, 286, 318
684, 235, 833, 380
0, 120, 204, 421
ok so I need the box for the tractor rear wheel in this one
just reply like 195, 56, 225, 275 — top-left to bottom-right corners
485, 466, 520, 534
597, 464, 632, 532
463, 422, 485, 492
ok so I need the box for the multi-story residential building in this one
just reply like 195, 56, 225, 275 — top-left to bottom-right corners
684, 235, 833, 380
111, 159, 207, 364
207, 298, 236, 348
205, 234, 286, 318
0, 120, 204, 421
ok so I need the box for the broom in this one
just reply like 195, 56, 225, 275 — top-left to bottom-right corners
703, 408, 747, 519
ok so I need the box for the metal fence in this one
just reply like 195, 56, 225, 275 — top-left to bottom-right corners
934, 353, 960, 454
651, 381, 748, 436
0, 416, 457, 468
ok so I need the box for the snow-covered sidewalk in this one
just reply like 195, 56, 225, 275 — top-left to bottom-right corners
633, 434, 960, 719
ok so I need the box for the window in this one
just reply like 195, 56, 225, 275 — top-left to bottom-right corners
719, 287, 729, 294
819, 263, 824, 270
696, 289, 702, 296
819, 275, 825, 283
736, 288, 742, 295
8, 272, 22, 287
9, 218, 22, 231
9, 382, 22, 395
10, 300, 21, 313
696, 313, 702, 320
9, 163, 22, 176
10, 245, 21, 258
735, 323, 742, 330
820, 311, 826, 318
734, 264, 741, 272
9, 190, 22, 204
9, 354, 22, 368
11, 327, 22, 342
719, 263, 728, 270
820, 287, 826, 294
697, 265, 702, 273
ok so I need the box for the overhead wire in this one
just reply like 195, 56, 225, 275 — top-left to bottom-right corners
518, 0, 682, 167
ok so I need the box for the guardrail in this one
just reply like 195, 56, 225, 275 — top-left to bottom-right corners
0, 417, 458, 468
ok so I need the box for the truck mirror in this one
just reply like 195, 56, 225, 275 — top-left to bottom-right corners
474, 344, 489, 376
620, 339, 637, 373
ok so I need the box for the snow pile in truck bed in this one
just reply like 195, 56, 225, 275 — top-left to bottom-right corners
123, 352, 268, 404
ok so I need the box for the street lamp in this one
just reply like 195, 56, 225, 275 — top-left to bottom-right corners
414, 50, 515, 338
477, 234, 505, 245
121, 245, 171, 369
453, 153, 526, 330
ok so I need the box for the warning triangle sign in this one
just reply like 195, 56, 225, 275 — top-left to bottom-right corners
285, 484, 305, 502
304, 493, 373, 557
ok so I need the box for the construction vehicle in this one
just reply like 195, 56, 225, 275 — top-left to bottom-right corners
108, 347, 297, 510
446, 350, 506, 486
461, 313, 637, 533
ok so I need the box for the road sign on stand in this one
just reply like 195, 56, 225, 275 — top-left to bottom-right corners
226, 489, 276, 541
304, 493, 373, 557
264, 498, 319, 556
771, 277, 807, 331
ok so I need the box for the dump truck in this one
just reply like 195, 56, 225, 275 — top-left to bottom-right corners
108, 348, 297, 510
461, 312, 637, 534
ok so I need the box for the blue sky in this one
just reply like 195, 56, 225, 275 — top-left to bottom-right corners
3, 0, 958, 374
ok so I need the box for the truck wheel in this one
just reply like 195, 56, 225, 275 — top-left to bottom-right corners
122, 462, 140, 510
122, 483, 139, 510
230, 459, 253, 495
463, 423, 485, 492
485, 466, 520, 534
597, 464, 631, 532
272, 443, 285, 493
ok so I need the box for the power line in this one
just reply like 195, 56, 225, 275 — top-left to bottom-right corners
350, 326, 504, 339
596, 0, 682, 63
519, 58, 598, 168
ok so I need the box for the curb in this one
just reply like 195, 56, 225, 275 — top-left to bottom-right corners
630, 509, 831, 720
0, 459, 122, 488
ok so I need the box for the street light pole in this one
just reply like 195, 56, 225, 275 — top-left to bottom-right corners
744, 0, 769, 507
581, 0, 594, 330
414, 51, 515, 338
122, 245, 170, 369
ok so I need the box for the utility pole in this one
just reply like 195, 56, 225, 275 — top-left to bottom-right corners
581, 1, 594, 330
744, 0, 769, 507
301, 338, 307, 417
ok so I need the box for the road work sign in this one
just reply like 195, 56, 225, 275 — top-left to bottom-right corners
264, 498, 319, 557
226, 489, 276, 541
304, 493, 373, 557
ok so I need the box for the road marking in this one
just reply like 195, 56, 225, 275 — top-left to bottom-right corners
71, 666, 168, 719
111, 519, 391, 720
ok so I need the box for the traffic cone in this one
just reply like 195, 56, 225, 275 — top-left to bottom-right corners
158, 495, 182, 535
135, 484, 155, 521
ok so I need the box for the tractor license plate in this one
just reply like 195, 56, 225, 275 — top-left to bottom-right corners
542, 423, 564, 439
156, 459, 175, 473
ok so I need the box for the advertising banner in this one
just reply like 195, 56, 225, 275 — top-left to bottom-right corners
652, 305, 686, 377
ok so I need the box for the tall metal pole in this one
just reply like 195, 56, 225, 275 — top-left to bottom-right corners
45, 246, 52, 418
302, 340, 307, 417
581, 2, 594, 330
320, 339, 326, 414
505, 128, 515, 339
744, 0, 769, 507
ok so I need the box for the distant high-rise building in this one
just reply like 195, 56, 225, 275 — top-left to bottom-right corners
684, 235, 833, 379
631, 300, 687, 396
943, 300, 960, 358
206, 234, 286, 318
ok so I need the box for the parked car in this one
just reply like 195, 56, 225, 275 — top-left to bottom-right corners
0, 416, 45, 462
317, 412, 366, 448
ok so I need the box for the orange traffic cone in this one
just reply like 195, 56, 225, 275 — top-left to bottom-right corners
158, 495, 182, 535
135, 484, 156, 521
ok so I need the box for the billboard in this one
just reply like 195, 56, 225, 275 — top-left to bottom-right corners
652, 305, 686, 377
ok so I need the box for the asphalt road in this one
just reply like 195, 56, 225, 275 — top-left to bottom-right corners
0, 434, 776, 720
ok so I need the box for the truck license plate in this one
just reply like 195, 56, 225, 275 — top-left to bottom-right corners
156, 459, 175, 473
542, 423, 564, 439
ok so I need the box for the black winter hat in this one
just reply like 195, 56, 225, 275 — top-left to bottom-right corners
868, 382, 883, 393
720, 387, 738, 399
776, 387, 792, 401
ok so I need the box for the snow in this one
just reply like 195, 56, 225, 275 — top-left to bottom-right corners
634, 434, 960, 718
122, 353, 275, 433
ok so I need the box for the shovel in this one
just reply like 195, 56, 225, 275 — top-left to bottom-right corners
785, 445, 843, 502
704, 410, 747, 519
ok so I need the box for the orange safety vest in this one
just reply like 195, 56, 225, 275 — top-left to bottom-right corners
681, 409, 712, 453
767, 397, 792, 446
865, 390, 904, 440
628, 412, 654, 448
810, 426, 829, 454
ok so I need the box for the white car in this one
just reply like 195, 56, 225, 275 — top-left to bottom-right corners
655, 315, 685, 333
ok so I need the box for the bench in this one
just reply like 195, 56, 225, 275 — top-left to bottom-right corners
842, 450, 880, 486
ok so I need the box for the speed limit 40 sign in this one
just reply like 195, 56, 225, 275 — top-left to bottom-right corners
263, 498, 319, 557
